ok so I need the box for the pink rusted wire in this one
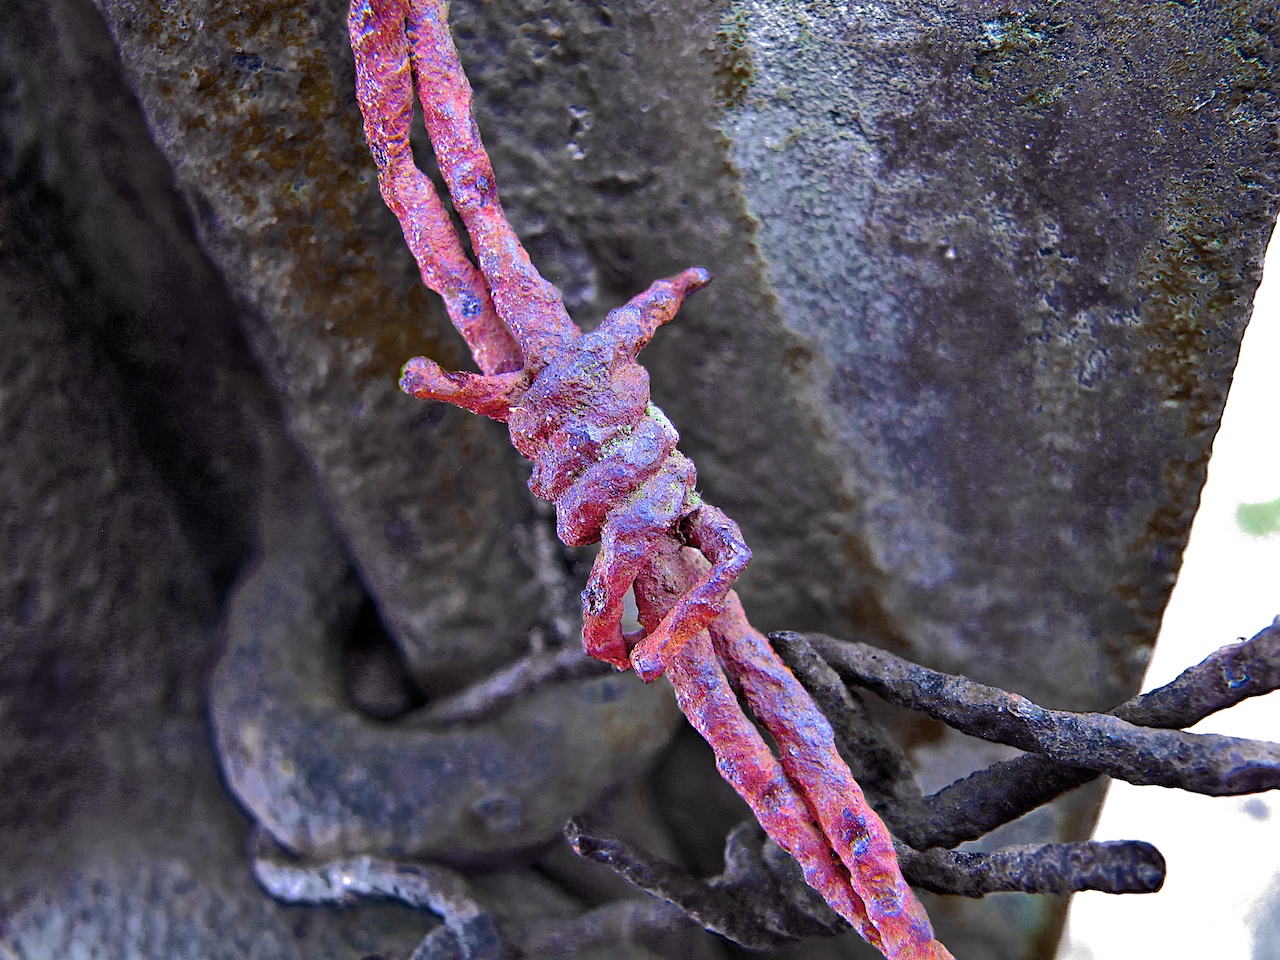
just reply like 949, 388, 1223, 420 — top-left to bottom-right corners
349, 2, 953, 956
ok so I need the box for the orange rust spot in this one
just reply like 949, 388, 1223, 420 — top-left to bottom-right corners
134, 0, 454, 385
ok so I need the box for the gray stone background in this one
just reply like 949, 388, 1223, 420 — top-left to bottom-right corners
1, 0, 1276, 958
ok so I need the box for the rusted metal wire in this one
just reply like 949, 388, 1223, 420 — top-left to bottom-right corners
350, 1, 952, 955
773, 620, 1280, 849
793, 629, 1280, 796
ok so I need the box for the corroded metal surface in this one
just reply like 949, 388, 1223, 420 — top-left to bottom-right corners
352, 4, 950, 951
804, 629, 1280, 796
250, 830, 502, 959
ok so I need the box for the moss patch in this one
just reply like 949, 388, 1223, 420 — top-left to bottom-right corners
713, 2, 755, 111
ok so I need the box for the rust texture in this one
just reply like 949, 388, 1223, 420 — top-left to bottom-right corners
350, 0, 951, 955
7, 0, 1275, 957
560, 621, 1280, 949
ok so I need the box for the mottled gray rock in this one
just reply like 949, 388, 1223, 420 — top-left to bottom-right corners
720, 0, 1279, 710
5, 0, 1278, 958
210, 450, 680, 863
712, 11, 1279, 946
92, 0, 558, 695
0, 205, 427, 960
0, 720, 435, 960
434, 0, 1280, 712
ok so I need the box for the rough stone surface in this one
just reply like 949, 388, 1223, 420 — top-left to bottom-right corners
93, 0, 558, 696
3, 0, 1277, 958
0, 168, 428, 960
441, 0, 872, 647
431, 0, 1280, 708
210, 451, 681, 864
720, 0, 1280, 711
0, 2, 687, 957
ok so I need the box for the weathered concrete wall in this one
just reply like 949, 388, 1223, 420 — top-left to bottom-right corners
0, 9, 429, 950
719, 0, 1279, 712
90, 0, 560, 697
2, 0, 1276, 957
432, 0, 1280, 709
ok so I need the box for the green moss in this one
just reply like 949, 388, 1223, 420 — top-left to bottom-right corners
713, 2, 755, 112
971, 7, 1069, 88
